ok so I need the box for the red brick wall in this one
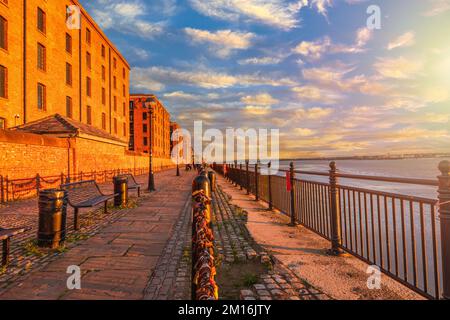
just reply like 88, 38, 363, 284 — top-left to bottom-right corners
0, 129, 175, 180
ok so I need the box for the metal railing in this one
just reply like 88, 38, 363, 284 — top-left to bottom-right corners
214, 161, 450, 300
0, 165, 175, 204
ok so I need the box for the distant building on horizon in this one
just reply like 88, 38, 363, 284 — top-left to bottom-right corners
0, 0, 130, 143
129, 94, 171, 159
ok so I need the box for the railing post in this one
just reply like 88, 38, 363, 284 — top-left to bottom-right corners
239, 163, 243, 190
5, 176, 9, 202
255, 162, 259, 201
36, 174, 41, 194
0, 175, 4, 204
329, 161, 343, 255
234, 160, 238, 187
438, 160, 450, 299
245, 160, 250, 194
289, 162, 296, 226
268, 162, 273, 210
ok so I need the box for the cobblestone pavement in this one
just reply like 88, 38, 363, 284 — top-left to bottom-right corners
0, 169, 195, 300
213, 175, 330, 301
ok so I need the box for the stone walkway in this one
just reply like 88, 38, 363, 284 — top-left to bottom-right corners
0, 169, 195, 300
216, 174, 423, 300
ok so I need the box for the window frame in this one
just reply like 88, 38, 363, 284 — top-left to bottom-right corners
0, 65, 7, 99
66, 96, 73, 118
66, 62, 72, 86
37, 83, 46, 111
0, 15, 7, 51
37, 7, 46, 34
65, 33, 72, 54
37, 42, 46, 71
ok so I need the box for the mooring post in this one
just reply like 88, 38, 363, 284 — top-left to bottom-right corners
329, 161, 343, 255
438, 160, 450, 299
268, 162, 273, 210
289, 162, 296, 226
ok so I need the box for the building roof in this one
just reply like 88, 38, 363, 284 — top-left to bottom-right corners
12, 114, 127, 144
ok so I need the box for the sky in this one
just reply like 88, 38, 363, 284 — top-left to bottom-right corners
80, 0, 450, 158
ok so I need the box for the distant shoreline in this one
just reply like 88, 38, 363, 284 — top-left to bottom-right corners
280, 155, 450, 162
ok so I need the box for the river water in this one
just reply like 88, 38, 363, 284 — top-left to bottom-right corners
278, 158, 450, 200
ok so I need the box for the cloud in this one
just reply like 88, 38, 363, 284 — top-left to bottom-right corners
238, 56, 283, 65
293, 27, 373, 60
423, 0, 450, 16
188, 0, 312, 30
244, 106, 272, 115
387, 32, 416, 50
295, 107, 334, 119
184, 28, 255, 58
90, 0, 164, 39
131, 66, 296, 91
241, 93, 279, 105
294, 128, 317, 136
374, 57, 423, 79
293, 86, 342, 104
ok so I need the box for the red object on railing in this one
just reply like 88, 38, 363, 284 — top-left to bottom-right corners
286, 171, 292, 191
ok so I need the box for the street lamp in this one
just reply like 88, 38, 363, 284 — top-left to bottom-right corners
145, 98, 156, 192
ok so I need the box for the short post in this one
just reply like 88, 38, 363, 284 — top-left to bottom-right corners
246, 160, 250, 195
239, 163, 243, 190
36, 174, 41, 194
268, 162, 273, 210
289, 162, 296, 226
113, 175, 128, 207
234, 160, 238, 187
5, 176, 9, 202
438, 161, 450, 299
255, 163, 259, 201
0, 175, 4, 204
329, 161, 343, 255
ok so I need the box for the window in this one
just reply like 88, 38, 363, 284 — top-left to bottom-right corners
101, 112, 106, 130
143, 124, 147, 133
86, 52, 91, 69
66, 96, 73, 118
122, 84, 126, 97
123, 102, 126, 116
113, 96, 117, 111
101, 44, 105, 58
37, 43, 46, 71
102, 87, 106, 105
113, 57, 117, 69
86, 106, 92, 125
0, 65, 6, 98
122, 67, 125, 79
37, 8, 46, 33
37, 83, 46, 110
66, 63, 72, 86
143, 112, 147, 120
0, 16, 7, 51
65, 33, 72, 53
143, 137, 148, 146
102, 65, 106, 81
86, 28, 91, 44
114, 118, 117, 134
123, 123, 126, 137
0, 117, 5, 129
86, 77, 91, 97
113, 76, 116, 89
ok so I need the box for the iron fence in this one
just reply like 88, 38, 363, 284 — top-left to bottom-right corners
0, 165, 175, 204
214, 161, 448, 300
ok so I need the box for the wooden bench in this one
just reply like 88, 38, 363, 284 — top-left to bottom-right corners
119, 174, 141, 197
61, 180, 117, 231
1, 227, 30, 266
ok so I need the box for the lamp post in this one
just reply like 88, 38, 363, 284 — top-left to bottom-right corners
145, 98, 156, 192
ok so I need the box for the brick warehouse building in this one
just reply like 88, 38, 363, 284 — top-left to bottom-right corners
129, 94, 171, 159
0, 0, 130, 140
0, 1, 175, 180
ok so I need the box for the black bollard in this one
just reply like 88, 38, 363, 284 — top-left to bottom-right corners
113, 175, 128, 207
38, 189, 68, 249
208, 171, 217, 193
